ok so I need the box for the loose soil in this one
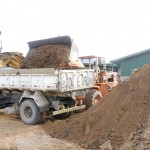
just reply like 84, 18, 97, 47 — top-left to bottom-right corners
21, 45, 71, 69
43, 64, 150, 150
0, 114, 86, 150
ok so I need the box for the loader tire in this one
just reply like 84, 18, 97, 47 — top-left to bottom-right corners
20, 99, 40, 125
85, 90, 102, 109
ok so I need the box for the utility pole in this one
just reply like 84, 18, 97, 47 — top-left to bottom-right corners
0, 31, 2, 52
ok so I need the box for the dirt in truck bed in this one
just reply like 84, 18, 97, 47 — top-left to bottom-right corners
43, 64, 150, 150
21, 45, 71, 69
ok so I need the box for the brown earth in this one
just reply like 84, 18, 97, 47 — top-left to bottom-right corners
0, 114, 86, 150
43, 64, 150, 150
21, 45, 71, 69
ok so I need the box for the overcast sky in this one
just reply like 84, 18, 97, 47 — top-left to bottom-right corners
0, 0, 150, 61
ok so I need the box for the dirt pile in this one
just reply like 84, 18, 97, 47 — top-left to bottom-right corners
21, 45, 72, 69
0, 51, 24, 68
43, 64, 150, 150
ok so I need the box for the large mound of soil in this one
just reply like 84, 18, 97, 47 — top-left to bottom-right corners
21, 45, 71, 68
43, 64, 150, 149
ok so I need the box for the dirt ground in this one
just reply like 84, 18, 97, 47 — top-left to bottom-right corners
0, 113, 86, 150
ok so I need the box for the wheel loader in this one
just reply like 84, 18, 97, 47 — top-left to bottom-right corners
79, 55, 120, 96
0, 35, 116, 124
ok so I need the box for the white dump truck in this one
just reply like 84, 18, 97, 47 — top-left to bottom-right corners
0, 36, 102, 125
0, 67, 95, 124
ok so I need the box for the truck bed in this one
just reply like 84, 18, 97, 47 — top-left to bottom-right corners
0, 68, 94, 92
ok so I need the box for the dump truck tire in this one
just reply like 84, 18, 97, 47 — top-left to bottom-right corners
20, 99, 40, 125
85, 90, 102, 109
37, 112, 47, 123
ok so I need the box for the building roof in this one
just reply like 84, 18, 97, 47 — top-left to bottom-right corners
110, 48, 150, 65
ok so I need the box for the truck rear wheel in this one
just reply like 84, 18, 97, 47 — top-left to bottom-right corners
85, 90, 102, 109
20, 99, 40, 125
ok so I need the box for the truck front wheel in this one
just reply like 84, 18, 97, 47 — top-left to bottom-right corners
20, 99, 40, 125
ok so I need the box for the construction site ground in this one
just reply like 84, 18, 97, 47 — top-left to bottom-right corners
1, 41, 150, 150
0, 114, 85, 150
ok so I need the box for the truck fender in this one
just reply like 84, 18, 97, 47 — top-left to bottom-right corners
19, 90, 49, 112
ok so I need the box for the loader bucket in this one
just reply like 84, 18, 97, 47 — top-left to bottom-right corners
22, 36, 83, 69
27, 36, 79, 62
28, 36, 71, 49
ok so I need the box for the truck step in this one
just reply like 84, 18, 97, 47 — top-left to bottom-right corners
47, 105, 86, 117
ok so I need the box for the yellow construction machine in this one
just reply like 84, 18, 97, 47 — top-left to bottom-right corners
0, 31, 24, 68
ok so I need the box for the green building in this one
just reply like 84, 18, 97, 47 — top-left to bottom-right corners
110, 49, 150, 80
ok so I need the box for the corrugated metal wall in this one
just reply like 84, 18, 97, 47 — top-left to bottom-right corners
121, 52, 150, 76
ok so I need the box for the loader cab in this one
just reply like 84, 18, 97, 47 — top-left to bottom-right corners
79, 55, 106, 82
79, 55, 120, 88
79, 56, 105, 70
